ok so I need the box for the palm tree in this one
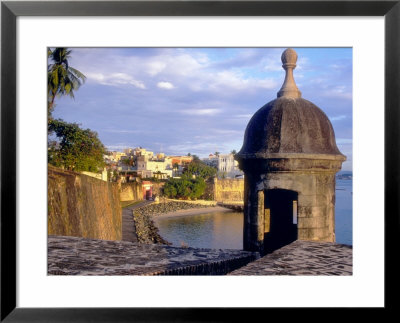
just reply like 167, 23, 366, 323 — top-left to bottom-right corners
48, 48, 86, 116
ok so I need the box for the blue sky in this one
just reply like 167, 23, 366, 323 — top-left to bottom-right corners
51, 47, 352, 171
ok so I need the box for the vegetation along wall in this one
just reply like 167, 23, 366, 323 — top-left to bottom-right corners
48, 165, 122, 240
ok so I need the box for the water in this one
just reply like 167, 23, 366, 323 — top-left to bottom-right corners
335, 179, 353, 245
155, 179, 353, 249
154, 211, 243, 249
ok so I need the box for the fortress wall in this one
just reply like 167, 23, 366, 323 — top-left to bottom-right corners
48, 166, 122, 240
120, 182, 143, 202
213, 178, 244, 203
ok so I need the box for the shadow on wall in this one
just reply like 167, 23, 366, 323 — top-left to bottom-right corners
48, 165, 122, 240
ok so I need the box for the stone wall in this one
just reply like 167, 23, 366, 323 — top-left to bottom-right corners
120, 182, 143, 202
150, 181, 165, 197
212, 178, 244, 203
48, 166, 122, 240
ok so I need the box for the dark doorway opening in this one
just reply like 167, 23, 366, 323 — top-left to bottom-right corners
264, 189, 298, 254
145, 189, 152, 200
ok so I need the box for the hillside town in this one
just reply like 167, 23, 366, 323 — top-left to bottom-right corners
100, 147, 243, 183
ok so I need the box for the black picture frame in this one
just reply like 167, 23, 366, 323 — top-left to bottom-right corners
1, 0, 399, 321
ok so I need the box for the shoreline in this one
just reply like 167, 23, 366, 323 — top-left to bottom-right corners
151, 206, 233, 220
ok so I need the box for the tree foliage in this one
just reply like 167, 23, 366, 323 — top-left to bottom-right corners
48, 119, 107, 172
163, 177, 206, 200
183, 160, 217, 179
48, 48, 86, 117
163, 159, 216, 200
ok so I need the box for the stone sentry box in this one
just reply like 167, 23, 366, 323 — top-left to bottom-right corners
235, 48, 346, 254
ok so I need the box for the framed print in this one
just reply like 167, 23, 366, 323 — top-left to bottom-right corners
1, 0, 399, 321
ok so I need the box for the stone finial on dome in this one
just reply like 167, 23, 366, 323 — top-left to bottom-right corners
277, 48, 302, 99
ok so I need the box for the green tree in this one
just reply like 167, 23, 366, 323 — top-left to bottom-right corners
191, 154, 200, 162
162, 177, 206, 200
48, 48, 86, 117
231, 149, 237, 155
122, 157, 134, 167
183, 160, 217, 180
189, 177, 206, 199
48, 119, 107, 172
163, 180, 177, 198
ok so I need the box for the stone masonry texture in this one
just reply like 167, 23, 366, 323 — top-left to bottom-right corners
48, 166, 122, 240
48, 236, 352, 276
228, 240, 352, 275
213, 178, 244, 203
48, 235, 259, 276
120, 182, 143, 202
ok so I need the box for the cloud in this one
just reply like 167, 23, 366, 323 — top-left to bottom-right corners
329, 115, 347, 122
103, 129, 142, 134
212, 129, 243, 135
208, 71, 278, 91
147, 61, 167, 76
105, 144, 135, 151
322, 86, 352, 100
263, 58, 283, 72
180, 108, 222, 116
57, 47, 352, 168
336, 138, 352, 144
86, 72, 146, 89
232, 114, 253, 119
157, 81, 175, 90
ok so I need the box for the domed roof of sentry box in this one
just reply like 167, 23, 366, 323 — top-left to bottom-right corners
237, 48, 345, 159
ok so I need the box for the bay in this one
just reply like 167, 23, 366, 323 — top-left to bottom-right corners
155, 179, 353, 249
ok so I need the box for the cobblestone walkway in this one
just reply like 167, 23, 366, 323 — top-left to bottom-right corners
228, 240, 352, 275
122, 200, 152, 242
48, 235, 258, 276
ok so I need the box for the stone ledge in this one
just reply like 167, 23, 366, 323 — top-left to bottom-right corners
228, 240, 352, 276
48, 235, 259, 276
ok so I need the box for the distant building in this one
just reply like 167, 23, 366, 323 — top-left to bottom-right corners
168, 155, 193, 177
106, 151, 127, 162
123, 148, 134, 155
133, 147, 154, 159
169, 156, 193, 166
107, 148, 197, 179
203, 153, 243, 178
81, 168, 108, 182
135, 154, 173, 179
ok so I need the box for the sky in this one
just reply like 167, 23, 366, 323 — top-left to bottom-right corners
51, 47, 353, 171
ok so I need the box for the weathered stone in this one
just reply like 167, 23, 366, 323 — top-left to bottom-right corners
48, 166, 122, 240
235, 49, 346, 254
206, 178, 245, 203
120, 182, 143, 202
48, 235, 259, 276
228, 240, 352, 276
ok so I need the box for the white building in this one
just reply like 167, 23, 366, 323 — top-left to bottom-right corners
135, 154, 173, 179
203, 153, 243, 178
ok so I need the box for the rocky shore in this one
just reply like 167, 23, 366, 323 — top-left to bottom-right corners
133, 210, 170, 245
132, 201, 217, 245
135, 201, 215, 217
